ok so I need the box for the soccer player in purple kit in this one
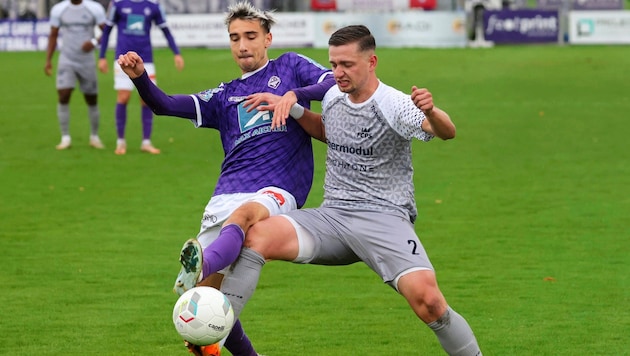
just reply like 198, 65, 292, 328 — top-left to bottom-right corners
98, 0, 184, 155
117, 2, 334, 355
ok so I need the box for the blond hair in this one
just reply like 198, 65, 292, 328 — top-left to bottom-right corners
225, 1, 276, 33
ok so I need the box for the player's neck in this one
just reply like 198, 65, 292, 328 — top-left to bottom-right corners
348, 77, 379, 104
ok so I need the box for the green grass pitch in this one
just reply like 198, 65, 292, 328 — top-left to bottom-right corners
0, 44, 628, 355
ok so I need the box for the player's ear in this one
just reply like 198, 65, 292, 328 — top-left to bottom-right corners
369, 54, 378, 70
265, 32, 272, 48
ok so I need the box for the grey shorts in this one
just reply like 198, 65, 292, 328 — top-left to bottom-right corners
56, 58, 98, 94
284, 206, 434, 289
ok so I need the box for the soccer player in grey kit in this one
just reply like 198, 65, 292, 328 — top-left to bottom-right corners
45, 0, 107, 150
117, 2, 335, 354
220, 25, 483, 355
98, 0, 184, 155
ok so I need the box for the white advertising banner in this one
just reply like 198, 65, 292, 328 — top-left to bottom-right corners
148, 13, 314, 48
569, 11, 630, 44
2, 12, 466, 51
313, 11, 467, 48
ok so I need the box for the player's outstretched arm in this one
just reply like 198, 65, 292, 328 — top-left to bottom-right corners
411, 86, 456, 140
117, 51, 196, 119
117, 51, 146, 79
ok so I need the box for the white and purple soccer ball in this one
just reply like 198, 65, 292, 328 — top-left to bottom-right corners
172, 286, 235, 346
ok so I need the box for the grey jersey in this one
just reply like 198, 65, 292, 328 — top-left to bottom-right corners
49, 0, 106, 64
320, 82, 434, 222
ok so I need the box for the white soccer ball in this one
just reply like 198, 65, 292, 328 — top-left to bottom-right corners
172, 286, 235, 346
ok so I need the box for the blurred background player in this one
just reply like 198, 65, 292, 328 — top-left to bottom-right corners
45, 0, 106, 150
117, 2, 334, 354
98, 0, 184, 155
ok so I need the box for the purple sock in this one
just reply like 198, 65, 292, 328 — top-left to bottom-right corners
224, 319, 257, 356
141, 105, 153, 140
115, 103, 126, 139
202, 224, 245, 279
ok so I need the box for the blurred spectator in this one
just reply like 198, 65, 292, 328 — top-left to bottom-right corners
0, 0, 9, 19
17, 0, 37, 19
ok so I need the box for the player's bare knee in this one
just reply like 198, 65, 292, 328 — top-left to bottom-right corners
225, 202, 268, 231
242, 222, 270, 251
407, 289, 447, 323
423, 292, 447, 318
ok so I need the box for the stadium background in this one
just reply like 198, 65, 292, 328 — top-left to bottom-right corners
0, 0, 628, 355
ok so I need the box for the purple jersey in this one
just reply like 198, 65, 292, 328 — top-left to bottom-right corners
132, 52, 334, 207
101, 0, 175, 61
192, 53, 331, 207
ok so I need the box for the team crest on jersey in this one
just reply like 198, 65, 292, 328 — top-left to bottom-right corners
357, 128, 372, 138
267, 76, 281, 89
144, 7, 151, 16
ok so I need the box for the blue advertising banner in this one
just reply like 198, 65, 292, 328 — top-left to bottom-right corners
0, 20, 50, 51
484, 9, 559, 43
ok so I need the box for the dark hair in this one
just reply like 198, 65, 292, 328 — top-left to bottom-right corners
328, 25, 376, 52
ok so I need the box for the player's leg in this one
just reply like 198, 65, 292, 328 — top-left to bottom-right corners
175, 203, 270, 294
54, 61, 75, 150
177, 187, 297, 294
55, 88, 73, 150
200, 187, 297, 282
173, 195, 260, 356
397, 271, 481, 356
219, 208, 357, 355
77, 62, 104, 149
174, 193, 250, 295
184, 319, 256, 356
220, 213, 302, 319
197, 201, 266, 280
114, 89, 131, 154
139, 63, 160, 154
113, 61, 133, 154
222, 207, 355, 318
223, 319, 257, 356
353, 211, 481, 356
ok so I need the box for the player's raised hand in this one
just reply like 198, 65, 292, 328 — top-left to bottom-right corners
269, 91, 298, 129
117, 51, 145, 79
411, 86, 434, 116
242, 92, 279, 129
243, 91, 298, 129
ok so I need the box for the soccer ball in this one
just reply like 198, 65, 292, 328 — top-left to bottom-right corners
172, 286, 235, 346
